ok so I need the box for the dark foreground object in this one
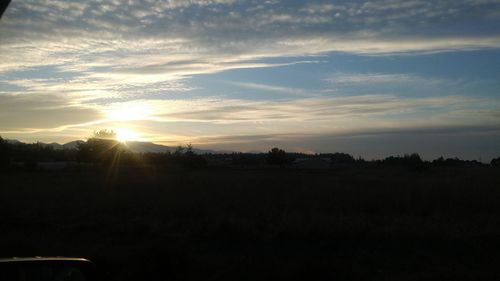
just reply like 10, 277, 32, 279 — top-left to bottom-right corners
1, 166, 500, 280
0, 257, 95, 281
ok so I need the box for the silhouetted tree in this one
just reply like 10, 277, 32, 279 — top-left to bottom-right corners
491, 157, 500, 167
176, 144, 207, 168
0, 136, 11, 168
77, 130, 128, 164
356, 156, 367, 163
0, 137, 79, 169
93, 129, 117, 139
266, 147, 293, 166
433, 156, 482, 167
174, 145, 186, 156
382, 153, 428, 170
383, 153, 422, 165
330, 152, 356, 165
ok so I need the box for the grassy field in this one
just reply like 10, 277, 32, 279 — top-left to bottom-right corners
1, 166, 500, 280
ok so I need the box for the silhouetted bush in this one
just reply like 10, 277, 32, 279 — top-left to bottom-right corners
382, 153, 429, 170
330, 152, 356, 165
266, 147, 294, 166
383, 153, 422, 165
433, 156, 483, 167
140, 145, 207, 168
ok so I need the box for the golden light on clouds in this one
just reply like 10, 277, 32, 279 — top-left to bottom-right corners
105, 102, 151, 122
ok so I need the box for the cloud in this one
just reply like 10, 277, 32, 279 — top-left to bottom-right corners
324, 72, 453, 96
327, 73, 420, 84
228, 82, 310, 97
0, 94, 103, 132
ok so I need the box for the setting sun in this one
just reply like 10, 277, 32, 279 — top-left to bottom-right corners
114, 128, 140, 142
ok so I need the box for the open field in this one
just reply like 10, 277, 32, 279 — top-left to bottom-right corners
1, 166, 500, 281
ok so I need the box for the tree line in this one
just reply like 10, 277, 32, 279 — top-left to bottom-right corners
1, 134, 499, 170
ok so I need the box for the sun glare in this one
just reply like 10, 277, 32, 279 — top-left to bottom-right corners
106, 103, 150, 121
115, 128, 140, 142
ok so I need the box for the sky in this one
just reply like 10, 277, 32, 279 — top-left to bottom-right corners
1, 0, 500, 160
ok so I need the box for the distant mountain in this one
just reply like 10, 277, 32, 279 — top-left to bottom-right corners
45, 142, 63, 149
124, 141, 176, 153
4, 139, 23, 145
35, 141, 80, 150
4, 139, 78, 149
62, 140, 84, 150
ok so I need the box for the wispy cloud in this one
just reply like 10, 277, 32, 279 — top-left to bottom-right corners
228, 82, 310, 97
148, 95, 499, 125
327, 73, 420, 84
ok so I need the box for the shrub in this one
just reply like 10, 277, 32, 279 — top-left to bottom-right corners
266, 147, 294, 166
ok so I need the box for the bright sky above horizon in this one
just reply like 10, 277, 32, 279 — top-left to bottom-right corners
1, 0, 500, 160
